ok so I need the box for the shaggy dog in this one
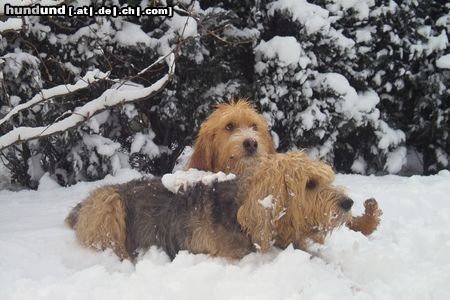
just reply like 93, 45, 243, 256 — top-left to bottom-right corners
188, 100, 276, 176
65, 151, 381, 260
65, 176, 252, 260
237, 151, 382, 252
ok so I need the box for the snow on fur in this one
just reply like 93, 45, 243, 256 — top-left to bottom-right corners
161, 169, 236, 193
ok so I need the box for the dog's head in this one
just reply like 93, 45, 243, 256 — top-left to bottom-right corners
237, 151, 353, 252
188, 99, 276, 175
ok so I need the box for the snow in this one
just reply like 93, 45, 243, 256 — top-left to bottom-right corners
330, 0, 373, 19
1, 170, 450, 299
410, 30, 449, 58
427, 30, 448, 54
223, 25, 260, 40
27, 153, 45, 183
1, 49, 40, 80
436, 54, 450, 69
38, 173, 61, 191
315, 73, 380, 124
130, 132, 160, 158
166, 14, 198, 39
267, 0, 355, 47
268, 0, 330, 35
376, 120, 405, 150
351, 156, 368, 174
0, 18, 22, 32
384, 146, 407, 174
255, 36, 305, 67
258, 195, 274, 209
161, 169, 236, 193
86, 111, 110, 134
355, 28, 373, 43
172, 146, 193, 172
115, 21, 156, 47
83, 135, 121, 157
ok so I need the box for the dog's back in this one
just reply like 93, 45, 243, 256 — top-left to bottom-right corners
118, 178, 190, 259
66, 177, 251, 260
118, 177, 247, 259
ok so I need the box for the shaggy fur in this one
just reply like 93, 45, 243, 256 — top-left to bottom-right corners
66, 178, 252, 260
66, 150, 381, 260
237, 151, 382, 252
188, 100, 276, 176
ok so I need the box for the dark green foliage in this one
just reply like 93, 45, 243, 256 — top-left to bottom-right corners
0, 0, 448, 188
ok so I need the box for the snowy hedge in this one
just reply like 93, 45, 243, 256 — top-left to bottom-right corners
0, 0, 448, 188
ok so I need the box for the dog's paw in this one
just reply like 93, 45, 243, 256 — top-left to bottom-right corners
363, 198, 383, 218
346, 198, 382, 236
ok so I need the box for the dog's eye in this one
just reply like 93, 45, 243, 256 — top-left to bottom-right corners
251, 123, 258, 131
306, 179, 317, 190
225, 123, 235, 131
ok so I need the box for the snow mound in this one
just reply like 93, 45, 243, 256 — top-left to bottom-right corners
38, 173, 61, 191
161, 169, 236, 193
255, 36, 305, 66
0, 18, 23, 32
436, 54, 450, 69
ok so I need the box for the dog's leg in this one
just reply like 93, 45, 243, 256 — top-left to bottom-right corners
188, 216, 252, 259
347, 198, 382, 236
237, 201, 274, 252
210, 229, 253, 259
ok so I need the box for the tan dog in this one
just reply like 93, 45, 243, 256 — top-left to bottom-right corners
65, 176, 252, 261
65, 151, 381, 260
188, 100, 276, 176
237, 151, 382, 252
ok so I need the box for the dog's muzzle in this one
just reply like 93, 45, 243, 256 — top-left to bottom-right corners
243, 138, 258, 155
339, 197, 354, 211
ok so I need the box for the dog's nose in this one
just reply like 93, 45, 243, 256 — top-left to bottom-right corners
243, 138, 258, 155
339, 197, 354, 211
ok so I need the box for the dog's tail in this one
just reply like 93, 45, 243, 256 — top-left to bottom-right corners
65, 202, 83, 229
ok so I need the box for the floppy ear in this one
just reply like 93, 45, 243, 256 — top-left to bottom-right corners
187, 129, 216, 171
237, 192, 274, 252
289, 151, 335, 184
265, 131, 277, 154
306, 159, 335, 184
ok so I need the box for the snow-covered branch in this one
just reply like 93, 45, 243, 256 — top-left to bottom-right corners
0, 18, 23, 33
0, 53, 175, 151
0, 70, 110, 127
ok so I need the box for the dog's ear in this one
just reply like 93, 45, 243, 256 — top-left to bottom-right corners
288, 151, 335, 184
261, 129, 277, 154
305, 159, 335, 184
237, 192, 273, 252
188, 129, 216, 171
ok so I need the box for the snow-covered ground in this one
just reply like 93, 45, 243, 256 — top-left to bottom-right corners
1, 169, 450, 300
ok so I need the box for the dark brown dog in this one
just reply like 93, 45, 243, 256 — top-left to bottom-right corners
66, 177, 252, 260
